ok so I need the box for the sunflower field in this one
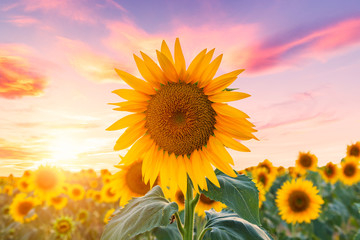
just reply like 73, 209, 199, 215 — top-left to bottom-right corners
0, 142, 359, 239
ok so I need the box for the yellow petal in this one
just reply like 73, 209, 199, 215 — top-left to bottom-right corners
198, 54, 223, 88
191, 150, 207, 190
176, 155, 188, 195
213, 129, 250, 152
120, 135, 153, 165
189, 49, 215, 84
204, 69, 245, 95
174, 38, 186, 79
115, 68, 156, 95
149, 148, 163, 187
114, 121, 146, 151
198, 150, 220, 188
184, 49, 207, 83
142, 143, 157, 181
112, 89, 151, 102
161, 40, 174, 65
212, 103, 249, 118
140, 51, 168, 84
216, 114, 257, 133
183, 155, 197, 192
208, 91, 251, 102
133, 54, 161, 89
215, 122, 256, 141
110, 101, 148, 112
168, 153, 178, 192
156, 50, 179, 83
106, 113, 146, 131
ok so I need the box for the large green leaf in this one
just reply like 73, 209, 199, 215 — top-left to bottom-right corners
200, 169, 260, 225
203, 210, 273, 240
153, 224, 182, 240
101, 186, 179, 240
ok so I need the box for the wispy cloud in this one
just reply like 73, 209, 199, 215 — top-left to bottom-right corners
5, 15, 39, 27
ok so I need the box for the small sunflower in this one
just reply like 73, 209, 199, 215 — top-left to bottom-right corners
48, 195, 68, 210
104, 208, 115, 224
251, 167, 275, 191
31, 166, 65, 200
90, 180, 98, 189
296, 152, 318, 173
17, 177, 33, 193
108, 38, 256, 194
166, 188, 185, 211
54, 216, 75, 237
277, 166, 286, 176
276, 179, 324, 224
2, 185, 13, 196
92, 191, 102, 203
252, 180, 266, 208
320, 162, 338, 184
339, 157, 360, 185
257, 159, 276, 176
68, 184, 85, 201
195, 194, 225, 217
22, 170, 33, 179
76, 209, 89, 223
101, 184, 120, 203
110, 160, 158, 206
347, 142, 360, 158
288, 166, 303, 179
9, 193, 39, 223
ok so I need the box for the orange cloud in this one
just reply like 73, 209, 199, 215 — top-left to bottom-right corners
0, 54, 47, 99
0, 138, 50, 161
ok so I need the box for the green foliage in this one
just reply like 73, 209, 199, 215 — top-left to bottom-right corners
101, 186, 179, 240
203, 210, 273, 240
200, 169, 260, 225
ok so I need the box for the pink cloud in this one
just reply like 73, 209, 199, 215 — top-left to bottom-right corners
0, 48, 48, 99
0, 138, 50, 161
5, 16, 39, 27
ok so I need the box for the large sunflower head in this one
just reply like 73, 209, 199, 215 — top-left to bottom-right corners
110, 159, 158, 206
30, 165, 65, 200
108, 39, 257, 194
320, 162, 338, 184
53, 216, 75, 237
9, 193, 39, 223
296, 151, 318, 173
347, 142, 360, 158
195, 194, 225, 217
68, 184, 85, 201
339, 157, 360, 185
276, 179, 324, 224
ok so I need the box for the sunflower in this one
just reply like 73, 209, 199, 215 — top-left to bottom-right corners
104, 208, 115, 224
22, 170, 33, 179
296, 152, 318, 173
17, 177, 33, 193
320, 162, 338, 184
48, 195, 68, 210
92, 191, 102, 203
251, 167, 275, 191
68, 184, 85, 201
110, 160, 158, 206
257, 159, 276, 176
31, 166, 65, 200
195, 194, 225, 217
76, 209, 89, 223
165, 188, 185, 211
53, 216, 75, 237
277, 166, 286, 176
276, 179, 324, 224
2, 185, 13, 196
9, 193, 39, 223
288, 166, 303, 179
339, 157, 360, 185
252, 179, 266, 208
90, 180, 98, 189
347, 142, 360, 158
108, 38, 256, 194
101, 184, 120, 203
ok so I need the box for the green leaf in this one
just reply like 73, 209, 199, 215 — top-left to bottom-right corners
153, 224, 182, 240
203, 210, 273, 240
101, 186, 179, 240
200, 169, 260, 225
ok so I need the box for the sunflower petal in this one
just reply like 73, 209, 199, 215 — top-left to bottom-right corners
212, 103, 249, 118
106, 113, 145, 131
140, 51, 168, 84
161, 40, 174, 64
208, 91, 251, 102
198, 54, 223, 88
184, 48, 207, 83
110, 101, 148, 112
214, 129, 250, 152
198, 150, 220, 188
174, 38, 186, 79
204, 69, 245, 95
189, 49, 215, 84
176, 155, 188, 195
120, 135, 153, 165
133, 54, 161, 88
115, 68, 156, 95
114, 121, 146, 151
112, 89, 151, 102
156, 50, 179, 82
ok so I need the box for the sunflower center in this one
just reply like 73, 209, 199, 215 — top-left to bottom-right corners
51, 196, 62, 204
37, 170, 57, 190
258, 174, 267, 186
300, 155, 312, 168
259, 164, 270, 173
325, 165, 335, 177
288, 190, 310, 212
200, 194, 215, 205
344, 164, 355, 177
349, 146, 360, 157
125, 161, 152, 195
21, 181, 29, 189
72, 188, 81, 196
106, 188, 116, 197
57, 220, 70, 233
145, 83, 216, 156
176, 190, 185, 205
18, 201, 33, 215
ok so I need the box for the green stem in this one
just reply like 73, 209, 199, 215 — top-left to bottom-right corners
183, 178, 199, 240
197, 228, 212, 240
175, 212, 184, 237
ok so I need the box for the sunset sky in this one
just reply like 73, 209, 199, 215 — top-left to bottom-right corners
1, 0, 360, 176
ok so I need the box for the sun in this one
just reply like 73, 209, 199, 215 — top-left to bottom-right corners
50, 135, 80, 161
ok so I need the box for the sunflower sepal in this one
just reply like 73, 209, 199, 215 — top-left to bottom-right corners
201, 210, 273, 240
100, 186, 179, 240
200, 169, 260, 225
